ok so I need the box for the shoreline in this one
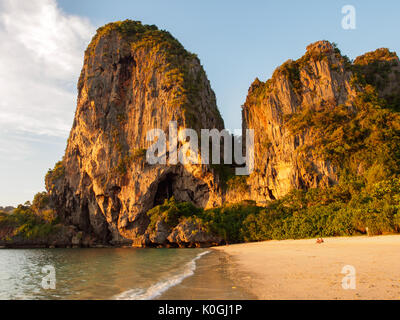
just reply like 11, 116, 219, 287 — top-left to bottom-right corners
214, 235, 400, 300
2, 235, 400, 299
158, 249, 256, 300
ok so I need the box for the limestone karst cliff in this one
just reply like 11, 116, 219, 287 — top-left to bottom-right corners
239, 40, 400, 204
45, 20, 400, 247
46, 21, 225, 247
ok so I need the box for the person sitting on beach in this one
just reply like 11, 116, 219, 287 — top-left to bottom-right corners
316, 238, 324, 244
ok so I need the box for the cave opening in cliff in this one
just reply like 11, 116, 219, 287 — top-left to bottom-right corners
153, 173, 176, 207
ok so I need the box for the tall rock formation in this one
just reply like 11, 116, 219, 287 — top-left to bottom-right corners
241, 40, 400, 204
46, 21, 225, 246
46, 26, 400, 247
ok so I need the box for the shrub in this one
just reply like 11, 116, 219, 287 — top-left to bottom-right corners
46, 161, 65, 187
210, 164, 236, 190
226, 176, 248, 193
201, 202, 263, 243
146, 197, 202, 232
0, 205, 58, 240
32, 192, 50, 211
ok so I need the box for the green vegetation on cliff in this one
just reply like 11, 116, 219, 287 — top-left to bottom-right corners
84, 20, 223, 131
0, 196, 59, 241
286, 86, 400, 177
284, 48, 400, 187
0, 206, 58, 241
45, 161, 65, 189
352, 48, 400, 111
267, 41, 352, 96
147, 198, 204, 232
241, 176, 400, 241
151, 174, 400, 243
146, 198, 260, 243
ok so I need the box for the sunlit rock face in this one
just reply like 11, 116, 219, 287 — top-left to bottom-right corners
46, 21, 225, 246
241, 41, 400, 204
46, 26, 400, 246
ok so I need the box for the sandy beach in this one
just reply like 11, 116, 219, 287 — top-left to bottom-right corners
214, 235, 400, 300
159, 250, 256, 300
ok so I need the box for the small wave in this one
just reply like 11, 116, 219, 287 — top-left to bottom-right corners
114, 250, 210, 300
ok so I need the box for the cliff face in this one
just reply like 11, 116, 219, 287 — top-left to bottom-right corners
241, 40, 400, 204
46, 21, 225, 247
46, 23, 400, 247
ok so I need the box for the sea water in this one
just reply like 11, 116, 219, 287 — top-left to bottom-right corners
0, 248, 253, 300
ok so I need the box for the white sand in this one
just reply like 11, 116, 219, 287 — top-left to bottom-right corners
214, 235, 400, 300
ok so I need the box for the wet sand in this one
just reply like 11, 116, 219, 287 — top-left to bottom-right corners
214, 235, 400, 300
158, 250, 256, 300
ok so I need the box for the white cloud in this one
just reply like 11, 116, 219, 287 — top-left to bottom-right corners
0, 0, 96, 205
0, 0, 95, 137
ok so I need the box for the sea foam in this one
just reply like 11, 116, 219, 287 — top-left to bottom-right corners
114, 250, 210, 300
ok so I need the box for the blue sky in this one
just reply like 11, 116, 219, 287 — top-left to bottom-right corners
1, 0, 400, 206
58, 0, 400, 131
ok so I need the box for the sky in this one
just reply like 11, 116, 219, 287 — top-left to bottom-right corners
0, 0, 399, 206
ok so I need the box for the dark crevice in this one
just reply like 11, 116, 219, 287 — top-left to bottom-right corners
79, 200, 91, 232
267, 188, 276, 200
153, 173, 176, 207
118, 55, 136, 83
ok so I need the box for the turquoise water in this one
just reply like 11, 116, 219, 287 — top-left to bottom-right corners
0, 248, 209, 300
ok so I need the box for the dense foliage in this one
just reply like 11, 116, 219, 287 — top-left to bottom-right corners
240, 178, 400, 241
0, 194, 59, 241
45, 161, 65, 189
147, 198, 204, 232
150, 175, 400, 243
